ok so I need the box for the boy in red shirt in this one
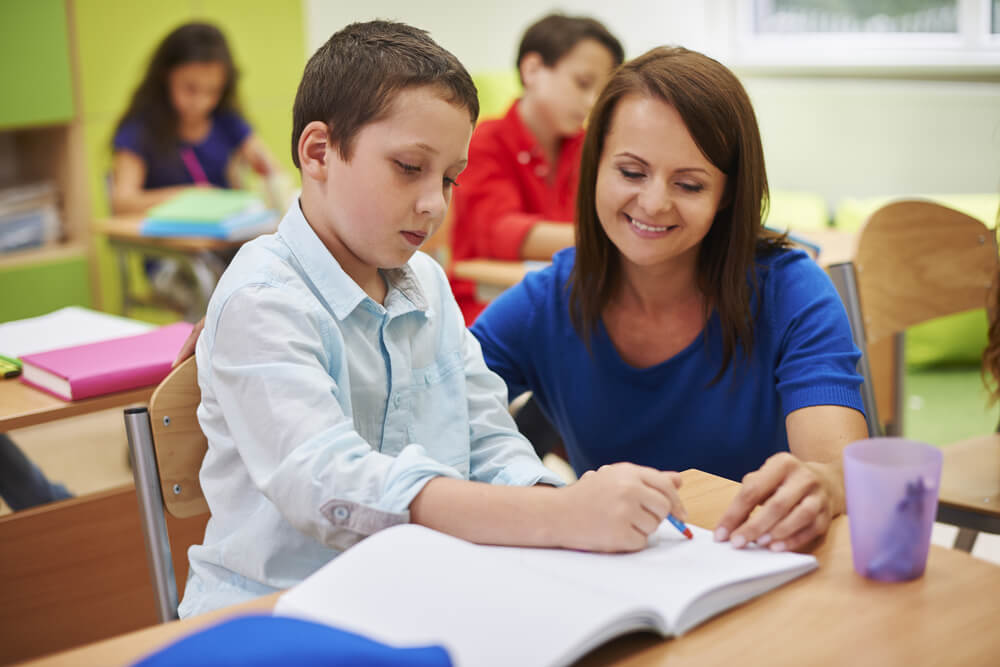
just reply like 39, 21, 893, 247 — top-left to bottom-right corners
450, 14, 623, 324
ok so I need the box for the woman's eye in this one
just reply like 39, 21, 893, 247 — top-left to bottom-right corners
394, 160, 421, 174
677, 182, 704, 193
619, 168, 644, 180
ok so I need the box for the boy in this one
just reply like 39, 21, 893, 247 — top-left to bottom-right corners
449, 14, 624, 323
179, 21, 683, 618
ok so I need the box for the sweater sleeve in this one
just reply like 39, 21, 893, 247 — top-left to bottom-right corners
769, 251, 866, 416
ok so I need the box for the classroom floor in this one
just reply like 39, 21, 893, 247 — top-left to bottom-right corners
3, 408, 1000, 567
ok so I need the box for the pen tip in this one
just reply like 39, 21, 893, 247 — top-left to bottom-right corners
683, 529, 693, 540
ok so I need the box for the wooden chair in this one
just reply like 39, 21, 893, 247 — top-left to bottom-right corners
123, 356, 209, 622
827, 199, 1000, 551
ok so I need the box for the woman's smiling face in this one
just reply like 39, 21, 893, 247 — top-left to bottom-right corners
594, 93, 727, 271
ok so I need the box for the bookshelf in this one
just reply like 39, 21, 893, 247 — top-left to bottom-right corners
0, 0, 94, 321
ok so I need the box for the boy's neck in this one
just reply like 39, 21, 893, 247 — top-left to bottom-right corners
517, 97, 561, 168
299, 193, 388, 304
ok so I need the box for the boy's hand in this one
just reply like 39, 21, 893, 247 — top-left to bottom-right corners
554, 463, 686, 553
173, 317, 205, 367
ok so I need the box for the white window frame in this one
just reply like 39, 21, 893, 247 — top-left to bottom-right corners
730, 0, 1000, 74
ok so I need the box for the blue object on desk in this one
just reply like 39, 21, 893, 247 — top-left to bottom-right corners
131, 614, 453, 667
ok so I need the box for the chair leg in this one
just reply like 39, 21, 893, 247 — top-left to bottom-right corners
124, 407, 180, 623
953, 527, 979, 553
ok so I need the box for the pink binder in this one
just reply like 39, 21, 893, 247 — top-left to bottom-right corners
19, 321, 195, 401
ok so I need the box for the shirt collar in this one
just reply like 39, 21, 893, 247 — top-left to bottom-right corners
276, 200, 430, 321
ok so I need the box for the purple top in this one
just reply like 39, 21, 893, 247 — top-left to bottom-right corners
113, 110, 251, 189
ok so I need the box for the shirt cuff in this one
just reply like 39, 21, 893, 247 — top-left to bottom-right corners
490, 459, 566, 488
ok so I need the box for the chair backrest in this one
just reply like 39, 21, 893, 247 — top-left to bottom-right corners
124, 355, 208, 623
854, 200, 996, 345
149, 356, 208, 518
829, 200, 998, 435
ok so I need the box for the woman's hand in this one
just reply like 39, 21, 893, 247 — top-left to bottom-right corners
555, 463, 687, 553
714, 452, 843, 552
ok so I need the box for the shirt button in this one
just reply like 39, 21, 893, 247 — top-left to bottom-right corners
517, 151, 531, 165
534, 164, 549, 178
333, 506, 350, 521
393, 394, 401, 407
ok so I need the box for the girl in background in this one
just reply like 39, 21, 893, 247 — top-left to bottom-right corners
111, 21, 278, 214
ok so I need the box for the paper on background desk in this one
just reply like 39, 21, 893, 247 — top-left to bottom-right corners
0, 306, 153, 359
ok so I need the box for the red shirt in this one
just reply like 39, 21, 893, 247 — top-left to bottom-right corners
450, 100, 583, 324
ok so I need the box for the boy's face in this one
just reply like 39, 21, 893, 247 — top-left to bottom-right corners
311, 87, 472, 275
524, 39, 617, 137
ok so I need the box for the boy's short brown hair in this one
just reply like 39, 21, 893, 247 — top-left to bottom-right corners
516, 14, 624, 83
291, 20, 479, 167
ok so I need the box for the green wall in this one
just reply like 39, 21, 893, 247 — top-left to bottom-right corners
73, 0, 305, 313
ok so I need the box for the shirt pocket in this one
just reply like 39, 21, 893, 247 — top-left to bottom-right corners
405, 351, 470, 476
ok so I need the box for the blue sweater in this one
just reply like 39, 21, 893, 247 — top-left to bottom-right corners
471, 247, 865, 480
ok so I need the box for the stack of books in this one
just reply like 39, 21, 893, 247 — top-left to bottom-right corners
141, 189, 277, 241
0, 182, 62, 254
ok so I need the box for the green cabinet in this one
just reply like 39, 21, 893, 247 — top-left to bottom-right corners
0, 0, 74, 129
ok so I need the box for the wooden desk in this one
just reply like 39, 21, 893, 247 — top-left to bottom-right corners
25, 469, 1000, 666
0, 377, 152, 431
101, 215, 257, 321
938, 433, 1000, 550
452, 229, 858, 295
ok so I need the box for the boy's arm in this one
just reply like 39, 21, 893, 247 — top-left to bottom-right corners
410, 465, 688, 553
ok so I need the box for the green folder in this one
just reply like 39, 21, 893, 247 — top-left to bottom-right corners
145, 190, 264, 224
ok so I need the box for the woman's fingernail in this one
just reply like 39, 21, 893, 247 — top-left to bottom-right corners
770, 541, 786, 552
714, 527, 729, 542
731, 534, 746, 548
757, 533, 772, 546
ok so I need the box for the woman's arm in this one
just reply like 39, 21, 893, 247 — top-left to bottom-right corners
110, 150, 192, 214
714, 405, 868, 552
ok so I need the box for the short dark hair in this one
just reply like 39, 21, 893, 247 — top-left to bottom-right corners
516, 14, 624, 83
291, 20, 479, 168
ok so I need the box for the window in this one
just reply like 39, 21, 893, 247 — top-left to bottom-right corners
732, 0, 1000, 72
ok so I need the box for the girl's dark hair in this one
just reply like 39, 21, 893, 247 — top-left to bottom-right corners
569, 46, 789, 378
291, 20, 478, 168
113, 22, 239, 161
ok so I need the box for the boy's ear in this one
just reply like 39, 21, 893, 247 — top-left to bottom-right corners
519, 52, 545, 91
298, 121, 332, 179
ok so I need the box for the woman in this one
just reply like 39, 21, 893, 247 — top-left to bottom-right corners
471, 46, 869, 553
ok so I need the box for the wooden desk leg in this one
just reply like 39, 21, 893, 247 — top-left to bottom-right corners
113, 242, 134, 317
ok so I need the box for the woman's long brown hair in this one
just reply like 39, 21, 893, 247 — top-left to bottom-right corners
569, 46, 788, 378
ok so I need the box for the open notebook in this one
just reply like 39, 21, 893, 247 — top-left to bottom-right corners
275, 522, 817, 667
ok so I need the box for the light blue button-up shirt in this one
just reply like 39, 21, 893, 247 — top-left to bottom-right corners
179, 201, 562, 617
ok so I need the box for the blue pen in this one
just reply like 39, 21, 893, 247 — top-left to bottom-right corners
666, 513, 693, 540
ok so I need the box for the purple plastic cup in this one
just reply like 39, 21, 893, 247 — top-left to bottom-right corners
843, 437, 942, 582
